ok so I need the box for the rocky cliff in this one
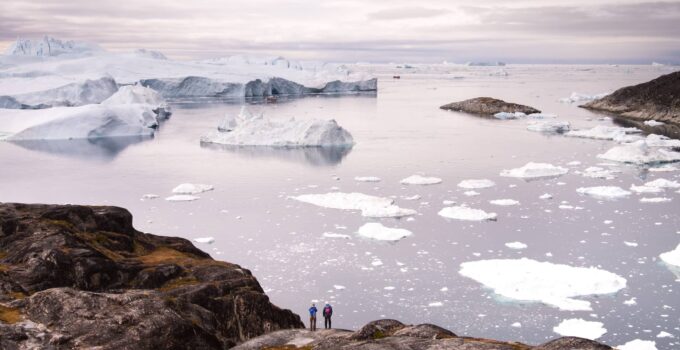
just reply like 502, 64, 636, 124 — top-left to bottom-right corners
0, 203, 303, 349
582, 71, 680, 125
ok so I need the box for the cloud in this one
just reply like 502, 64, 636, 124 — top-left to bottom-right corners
367, 7, 449, 20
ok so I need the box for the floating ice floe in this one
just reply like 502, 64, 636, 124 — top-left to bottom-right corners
640, 197, 672, 203
464, 191, 480, 196
459, 258, 627, 311
493, 112, 526, 120
505, 241, 527, 249
644, 120, 665, 127
427, 301, 443, 307
438, 206, 497, 221
576, 186, 631, 199
617, 339, 658, 350
291, 192, 416, 218
552, 318, 607, 340
657, 331, 674, 338
630, 184, 665, 194
357, 222, 413, 241
597, 140, 680, 165
576, 166, 620, 180
400, 175, 442, 185
500, 162, 569, 179
193, 237, 215, 244
490, 199, 519, 206
322, 232, 351, 239
172, 183, 214, 194
566, 125, 642, 141
559, 92, 609, 104
354, 176, 381, 182
644, 178, 680, 189
201, 108, 354, 147
10, 77, 119, 107
526, 120, 571, 133
165, 195, 200, 201
644, 134, 680, 148
527, 113, 557, 119
649, 164, 678, 172
540, 193, 553, 199
660, 244, 680, 268
458, 179, 495, 189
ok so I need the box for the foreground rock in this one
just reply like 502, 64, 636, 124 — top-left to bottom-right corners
582, 71, 680, 126
233, 319, 613, 350
440, 97, 540, 116
0, 203, 302, 349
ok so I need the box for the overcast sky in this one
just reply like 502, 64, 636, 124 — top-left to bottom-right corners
1, 0, 679, 63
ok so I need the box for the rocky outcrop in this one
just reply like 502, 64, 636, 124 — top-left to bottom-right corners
582, 71, 680, 125
0, 203, 303, 349
440, 97, 540, 115
233, 319, 613, 350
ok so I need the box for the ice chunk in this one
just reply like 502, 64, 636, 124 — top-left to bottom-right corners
540, 193, 553, 199
459, 258, 627, 311
617, 339, 658, 350
559, 92, 609, 104
141, 194, 159, 200
660, 244, 680, 268
643, 120, 665, 127
656, 331, 674, 338
649, 164, 678, 172
464, 191, 480, 196
526, 113, 557, 119
400, 175, 442, 185
553, 318, 607, 340
644, 134, 680, 148
576, 186, 631, 199
644, 178, 680, 189
493, 112, 525, 120
354, 176, 381, 182
322, 232, 351, 239
501, 162, 568, 179
490, 199, 519, 206
291, 192, 416, 218
458, 179, 495, 189
201, 113, 354, 147
165, 195, 200, 201
193, 237, 215, 244
526, 120, 570, 133
172, 183, 214, 194
576, 166, 620, 180
640, 197, 672, 203
566, 125, 641, 141
597, 140, 680, 165
427, 301, 443, 307
438, 206, 497, 221
357, 223, 413, 241
630, 184, 664, 194
505, 241, 527, 249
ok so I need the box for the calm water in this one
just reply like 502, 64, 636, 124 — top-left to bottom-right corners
1, 65, 679, 348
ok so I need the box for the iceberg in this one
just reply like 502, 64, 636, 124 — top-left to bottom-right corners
597, 140, 680, 165
526, 120, 570, 133
459, 258, 627, 311
493, 112, 524, 120
660, 244, 680, 268
644, 134, 680, 148
400, 175, 442, 185
6, 36, 102, 57
457, 179, 495, 189
165, 195, 200, 202
617, 339, 658, 350
576, 186, 632, 199
172, 183, 214, 194
566, 125, 642, 141
505, 241, 527, 249
193, 237, 215, 244
201, 109, 354, 147
639, 197, 671, 203
630, 184, 664, 194
559, 92, 609, 104
489, 199, 519, 206
644, 178, 680, 189
552, 319, 607, 340
10, 77, 118, 107
357, 223, 413, 241
291, 192, 416, 218
576, 166, 619, 180
438, 206, 497, 221
500, 162, 569, 179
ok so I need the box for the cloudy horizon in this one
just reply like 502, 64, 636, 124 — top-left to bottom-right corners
1, 0, 679, 64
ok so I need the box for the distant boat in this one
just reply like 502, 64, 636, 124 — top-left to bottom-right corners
393, 75, 401, 79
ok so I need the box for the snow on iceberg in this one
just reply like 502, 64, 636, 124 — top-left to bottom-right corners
201, 110, 354, 147
357, 223, 412, 241
459, 258, 627, 311
597, 140, 680, 165
576, 186, 632, 199
9, 77, 119, 107
566, 125, 642, 141
526, 120, 570, 133
552, 318, 607, 340
400, 175, 442, 185
457, 179, 495, 189
172, 183, 214, 194
291, 192, 416, 218
500, 162, 569, 179
438, 206, 497, 221
559, 92, 609, 104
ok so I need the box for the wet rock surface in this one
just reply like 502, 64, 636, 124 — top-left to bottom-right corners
582, 71, 680, 126
0, 203, 302, 349
440, 97, 541, 115
233, 319, 613, 350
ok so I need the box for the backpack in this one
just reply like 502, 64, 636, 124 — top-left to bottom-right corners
323, 306, 332, 316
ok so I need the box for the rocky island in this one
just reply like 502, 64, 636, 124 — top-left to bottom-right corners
440, 97, 540, 116
0, 203, 620, 349
582, 71, 680, 126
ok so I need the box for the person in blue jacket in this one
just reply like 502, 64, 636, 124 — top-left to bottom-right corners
308, 303, 318, 331
322, 303, 333, 329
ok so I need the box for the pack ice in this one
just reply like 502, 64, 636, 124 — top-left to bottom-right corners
201, 108, 354, 147
459, 258, 627, 311
291, 192, 416, 218
500, 162, 569, 179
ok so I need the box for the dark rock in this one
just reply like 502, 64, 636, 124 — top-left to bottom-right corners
582, 71, 680, 125
0, 203, 303, 349
440, 97, 541, 115
536, 337, 613, 350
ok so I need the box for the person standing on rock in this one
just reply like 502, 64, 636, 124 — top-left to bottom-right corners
308, 303, 318, 331
322, 303, 333, 329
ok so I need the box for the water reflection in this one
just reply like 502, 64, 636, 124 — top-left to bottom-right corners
200, 142, 352, 167
9, 135, 152, 161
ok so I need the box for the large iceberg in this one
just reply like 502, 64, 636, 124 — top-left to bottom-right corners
5, 36, 102, 57
201, 108, 353, 147
459, 258, 627, 311
597, 140, 680, 165
8, 77, 119, 107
